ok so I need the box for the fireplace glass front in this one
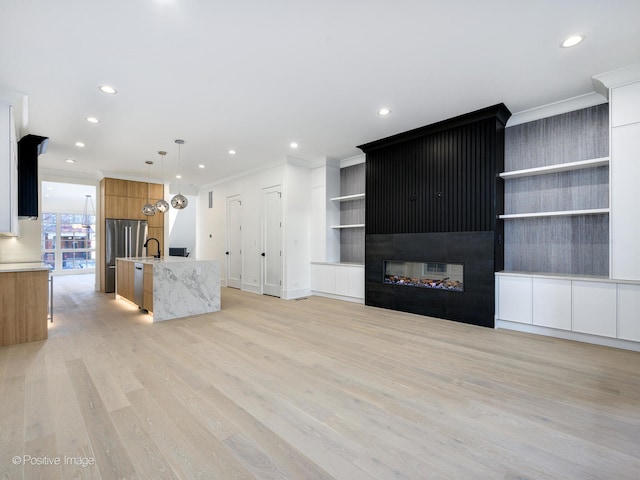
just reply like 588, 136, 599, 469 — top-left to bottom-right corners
383, 260, 464, 292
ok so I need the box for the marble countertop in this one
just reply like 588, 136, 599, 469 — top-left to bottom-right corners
0, 262, 51, 273
116, 256, 201, 265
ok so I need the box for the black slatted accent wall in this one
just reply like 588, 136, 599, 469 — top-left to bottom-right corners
365, 141, 418, 233
363, 114, 505, 234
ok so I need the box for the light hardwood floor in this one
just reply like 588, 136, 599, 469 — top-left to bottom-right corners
1, 274, 639, 479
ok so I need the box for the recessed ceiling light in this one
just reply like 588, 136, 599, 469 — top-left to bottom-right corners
99, 85, 117, 94
176, 174, 182, 179
86, 116, 100, 124
228, 149, 236, 155
378, 107, 391, 116
561, 35, 584, 48
75, 142, 85, 148
198, 164, 205, 169
65, 158, 76, 163
290, 142, 298, 149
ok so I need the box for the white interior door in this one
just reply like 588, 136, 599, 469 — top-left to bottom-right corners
262, 187, 282, 297
226, 195, 242, 289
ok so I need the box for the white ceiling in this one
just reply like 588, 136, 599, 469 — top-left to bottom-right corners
41, 181, 97, 214
1, 0, 640, 188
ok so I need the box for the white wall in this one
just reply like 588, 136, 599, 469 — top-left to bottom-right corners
283, 163, 311, 298
198, 163, 285, 293
0, 218, 41, 262
310, 158, 340, 263
197, 158, 312, 298
168, 194, 196, 256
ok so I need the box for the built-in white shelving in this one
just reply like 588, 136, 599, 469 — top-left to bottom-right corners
331, 192, 365, 229
499, 208, 609, 219
500, 156, 609, 220
330, 193, 365, 202
499, 157, 609, 179
330, 224, 365, 229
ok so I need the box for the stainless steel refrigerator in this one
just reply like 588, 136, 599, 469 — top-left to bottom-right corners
105, 219, 148, 293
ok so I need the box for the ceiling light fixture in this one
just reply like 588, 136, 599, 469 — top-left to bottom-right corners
75, 142, 85, 148
290, 142, 298, 149
228, 149, 236, 155
142, 160, 157, 216
171, 139, 188, 210
378, 107, 391, 116
65, 158, 75, 163
86, 116, 100, 124
99, 85, 117, 94
561, 35, 584, 48
81, 194, 95, 229
198, 164, 205, 169
154, 151, 170, 213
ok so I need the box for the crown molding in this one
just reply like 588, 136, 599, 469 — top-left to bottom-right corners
506, 91, 608, 127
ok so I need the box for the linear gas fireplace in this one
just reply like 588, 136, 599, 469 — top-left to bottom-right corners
384, 261, 464, 292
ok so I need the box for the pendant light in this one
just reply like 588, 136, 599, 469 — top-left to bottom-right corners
81, 194, 95, 229
142, 160, 157, 216
154, 150, 169, 213
171, 139, 188, 210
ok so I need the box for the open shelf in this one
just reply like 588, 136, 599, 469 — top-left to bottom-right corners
330, 224, 365, 229
499, 208, 610, 219
330, 193, 365, 202
499, 157, 609, 179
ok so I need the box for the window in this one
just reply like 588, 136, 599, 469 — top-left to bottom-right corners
41, 213, 96, 273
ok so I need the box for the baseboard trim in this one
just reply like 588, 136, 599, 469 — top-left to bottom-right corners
495, 319, 640, 352
312, 291, 365, 304
282, 288, 312, 300
241, 283, 262, 295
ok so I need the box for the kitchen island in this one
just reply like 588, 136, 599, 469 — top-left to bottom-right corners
115, 257, 220, 321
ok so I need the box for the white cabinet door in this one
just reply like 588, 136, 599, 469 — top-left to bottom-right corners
335, 265, 349, 295
310, 264, 322, 291
348, 266, 365, 298
311, 264, 336, 294
497, 276, 532, 324
572, 282, 617, 338
532, 278, 572, 330
611, 123, 640, 281
0, 100, 17, 235
618, 284, 640, 342
611, 81, 640, 127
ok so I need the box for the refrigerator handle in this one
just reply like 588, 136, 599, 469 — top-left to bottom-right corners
125, 226, 129, 258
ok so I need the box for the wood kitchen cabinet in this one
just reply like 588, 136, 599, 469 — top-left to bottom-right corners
0, 269, 48, 346
100, 177, 166, 292
115, 259, 154, 313
116, 259, 134, 302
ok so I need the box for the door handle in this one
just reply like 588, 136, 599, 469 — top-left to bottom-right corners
261, 252, 266, 257
225, 251, 229, 255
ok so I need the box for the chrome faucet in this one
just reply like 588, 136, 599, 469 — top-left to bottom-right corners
143, 237, 161, 258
